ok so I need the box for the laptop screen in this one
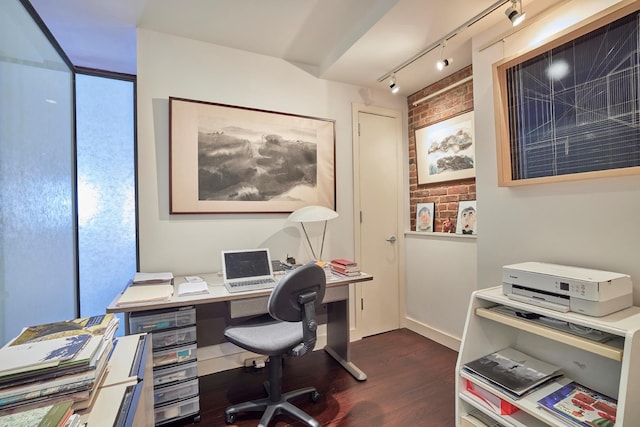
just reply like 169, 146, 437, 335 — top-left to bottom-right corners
223, 249, 272, 280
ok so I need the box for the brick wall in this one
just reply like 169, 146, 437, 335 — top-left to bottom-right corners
408, 65, 475, 232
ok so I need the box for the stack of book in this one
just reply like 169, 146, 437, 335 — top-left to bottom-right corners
116, 271, 174, 306
0, 314, 119, 415
0, 400, 80, 426
462, 347, 563, 400
330, 258, 361, 277
537, 381, 617, 427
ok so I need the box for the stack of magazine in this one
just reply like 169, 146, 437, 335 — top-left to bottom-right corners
537, 381, 617, 427
463, 347, 563, 400
0, 314, 119, 414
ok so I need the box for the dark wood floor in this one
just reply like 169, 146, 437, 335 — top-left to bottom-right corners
174, 328, 458, 427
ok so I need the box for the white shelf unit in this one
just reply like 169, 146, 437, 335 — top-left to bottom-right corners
455, 286, 640, 427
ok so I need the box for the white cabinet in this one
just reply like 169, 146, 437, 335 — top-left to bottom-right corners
455, 286, 640, 426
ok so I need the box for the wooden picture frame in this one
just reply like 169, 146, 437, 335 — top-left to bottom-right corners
415, 110, 475, 185
493, 2, 640, 187
169, 97, 336, 214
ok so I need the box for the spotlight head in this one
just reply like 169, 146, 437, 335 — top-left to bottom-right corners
389, 76, 399, 94
436, 58, 452, 71
505, 1, 525, 26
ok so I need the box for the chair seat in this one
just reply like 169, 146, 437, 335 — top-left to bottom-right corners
224, 315, 304, 356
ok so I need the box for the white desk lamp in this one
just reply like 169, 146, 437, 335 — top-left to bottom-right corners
288, 205, 338, 261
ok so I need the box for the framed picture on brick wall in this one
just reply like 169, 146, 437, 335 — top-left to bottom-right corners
415, 110, 475, 185
415, 202, 434, 232
456, 200, 477, 235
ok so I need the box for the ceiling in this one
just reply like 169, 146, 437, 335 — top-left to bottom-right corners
28, 0, 551, 96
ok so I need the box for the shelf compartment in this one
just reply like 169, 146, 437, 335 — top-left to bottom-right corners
152, 343, 197, 368
153, 361, 198, 387
151, 326, 197, 350
460, 372, 574, 427
129, 306, 196, 333
475, 307, 623, 362
154, 395, 199, 425
154, 378, 199, 406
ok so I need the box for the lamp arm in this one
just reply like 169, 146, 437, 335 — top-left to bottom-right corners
300, 223, 318, 260
319, 220, 328, 261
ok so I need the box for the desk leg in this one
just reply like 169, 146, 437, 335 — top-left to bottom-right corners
324, 299, 367, 381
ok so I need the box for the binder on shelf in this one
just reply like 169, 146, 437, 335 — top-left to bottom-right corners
465, 379, 519, 415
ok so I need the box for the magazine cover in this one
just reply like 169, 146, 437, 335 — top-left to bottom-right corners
9, 314, 117, 346
537, 381, 617, 427
463, 348, 562, 396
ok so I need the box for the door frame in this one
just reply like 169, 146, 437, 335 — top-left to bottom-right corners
351, 103, 406, 340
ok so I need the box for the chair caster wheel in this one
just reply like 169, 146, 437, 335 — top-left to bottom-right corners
310, 390, 320, 402
225, 413, 236, 424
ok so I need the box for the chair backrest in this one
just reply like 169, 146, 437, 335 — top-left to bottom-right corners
268, 264, 326, 357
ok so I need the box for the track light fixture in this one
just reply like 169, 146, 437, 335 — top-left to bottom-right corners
389, 74, 399, 94
505, 0, 526, 26
436, 43, 452, 71
437, 58, 453, 71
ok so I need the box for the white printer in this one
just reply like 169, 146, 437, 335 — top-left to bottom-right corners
502, 262, 633, 317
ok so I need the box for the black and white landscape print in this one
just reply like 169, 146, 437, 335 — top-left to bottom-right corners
197, 125, 317, 202
170, 98, 335, 213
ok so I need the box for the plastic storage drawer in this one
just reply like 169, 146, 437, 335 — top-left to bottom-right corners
153, 361, 198, 387
154, 395, 199, 425
152, 343, 197, 368
151, 325, 197, 350
154, 378, 199, 406
129, 306, 196, 333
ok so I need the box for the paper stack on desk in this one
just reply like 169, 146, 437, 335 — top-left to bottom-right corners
178, 279, 209, 296
132, 271, 173, 284
116, 283, 173, 306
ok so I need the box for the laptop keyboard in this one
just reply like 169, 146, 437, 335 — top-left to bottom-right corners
229, 278, 276, 288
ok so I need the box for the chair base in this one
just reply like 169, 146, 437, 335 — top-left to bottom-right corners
225, 385, 320, 427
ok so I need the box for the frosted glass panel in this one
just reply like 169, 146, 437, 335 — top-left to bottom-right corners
0, 0, 75, 344
76, 74, 136, 322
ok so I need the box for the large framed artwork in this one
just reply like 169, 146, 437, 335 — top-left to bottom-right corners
169, 97, 336, 214
415, 110, 475, 185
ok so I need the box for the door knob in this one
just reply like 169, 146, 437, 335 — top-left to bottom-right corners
385, 236, 397, 243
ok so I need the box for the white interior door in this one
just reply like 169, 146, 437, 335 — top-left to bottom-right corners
353, 107, 402, 337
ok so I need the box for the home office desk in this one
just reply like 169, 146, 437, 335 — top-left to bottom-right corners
106, 271, 373, 381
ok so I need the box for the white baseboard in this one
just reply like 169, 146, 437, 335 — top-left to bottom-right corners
197, 328, 329, 377
404, 316, 461, 352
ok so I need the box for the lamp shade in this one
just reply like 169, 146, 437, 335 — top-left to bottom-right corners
287, 205, 338, 223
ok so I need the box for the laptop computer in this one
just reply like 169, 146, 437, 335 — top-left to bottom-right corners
221, 248, 278, 293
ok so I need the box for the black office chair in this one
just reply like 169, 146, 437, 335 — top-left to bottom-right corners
223, 264, 327, 427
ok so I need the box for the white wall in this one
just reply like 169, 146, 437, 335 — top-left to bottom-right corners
136, 29, 405, 274
473, 0, 640, 300
404, 233, 477, 350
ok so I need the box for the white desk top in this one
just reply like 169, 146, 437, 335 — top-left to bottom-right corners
107, 271, 372, 314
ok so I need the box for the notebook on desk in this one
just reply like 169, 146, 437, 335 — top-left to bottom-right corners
221, 248, 278, 293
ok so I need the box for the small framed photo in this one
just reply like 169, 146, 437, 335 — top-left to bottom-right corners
456, 200, 477, 235
416, 202, 435, 232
